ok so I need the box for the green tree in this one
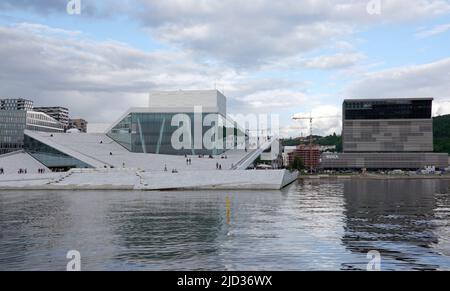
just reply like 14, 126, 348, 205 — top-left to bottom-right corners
289, 156, 305, 171
434, 114, 450, 154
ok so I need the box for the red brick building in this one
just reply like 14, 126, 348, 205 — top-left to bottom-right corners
287, 145, 321, 169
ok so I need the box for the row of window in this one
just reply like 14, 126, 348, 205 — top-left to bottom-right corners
0, 144, 22, 148
0, 129, 25, 136
344, 101, 432, 120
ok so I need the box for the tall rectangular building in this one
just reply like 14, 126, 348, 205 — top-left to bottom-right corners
0, 110, 63, 155
343, 98, 433, 152
69, 118, 88, 133
321, 98, 448, 170
0, 111, 27, 155
0, 98, 33, 111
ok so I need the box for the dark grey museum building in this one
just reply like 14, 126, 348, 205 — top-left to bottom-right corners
321, 98, 449, 170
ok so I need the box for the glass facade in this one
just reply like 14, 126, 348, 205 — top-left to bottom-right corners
0, 111, 27, 155
344, 99, 432, 120
33, 107, 69, 129
26, 111, 64, 132
107, 112, 243, 155
0, 110, 63, 155
24, 135, 92, 170
0, 98, 33, 111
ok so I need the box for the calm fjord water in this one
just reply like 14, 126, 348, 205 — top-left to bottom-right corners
1, 179, 449, 271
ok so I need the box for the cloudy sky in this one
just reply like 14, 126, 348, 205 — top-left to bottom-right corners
1, 0, 450, 136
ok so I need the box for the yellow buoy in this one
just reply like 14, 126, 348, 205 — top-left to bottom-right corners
226, 196, 231, 225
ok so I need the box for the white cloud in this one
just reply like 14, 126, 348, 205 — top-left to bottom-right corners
346, 57, 450, 115
301, 52, 365, 70
2, 1, 450, 133
239, 89, 309, 109
291, 105, 342, 136
0, 24, 224, 122
131, 0, 450, 67
434, 100, 450, 116
0, 23, 318, 123
2, 1, 449, 68
416, 23, 450, 38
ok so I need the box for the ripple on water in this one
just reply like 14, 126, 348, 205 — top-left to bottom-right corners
0, 179, 450, 270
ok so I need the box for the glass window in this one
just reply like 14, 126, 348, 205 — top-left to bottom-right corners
344, 99, 432, 120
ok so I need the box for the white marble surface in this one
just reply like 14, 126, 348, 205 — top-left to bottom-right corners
24, 130, 250, 171
0, 168, 298, 190
0, 151, 49, 175
0, 132, 292, 190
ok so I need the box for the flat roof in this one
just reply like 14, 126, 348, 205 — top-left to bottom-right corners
343, 97, 433, 103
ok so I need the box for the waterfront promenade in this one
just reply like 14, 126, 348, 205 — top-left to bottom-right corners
299, 173, 450, 180
0, 168, 298, 190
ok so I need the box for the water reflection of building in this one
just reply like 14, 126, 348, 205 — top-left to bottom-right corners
106, 193, 224, 268
341, 179, 450, 270
106, 190, 288, 270
0, 192, 71, 270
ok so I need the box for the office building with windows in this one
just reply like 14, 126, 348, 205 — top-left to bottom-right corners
0, 111, 27, 155
321, 98, 448, 170
34, 107, 69, 129
0, 110, 64, 154
0, 98, 33, 111
69, 118, 88, 133
342, 98, 433, 152
26, 111, 65, 133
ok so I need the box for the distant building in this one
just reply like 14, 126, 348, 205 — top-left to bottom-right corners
26, 111, 65, 133
69, 118, 88, 133
282, 146, 297, 167
343, 98, 433, 152
288, 145, 321, 170
34, 107, 69, 129
0, 98, 33, 111
321, 98, 448, 170
0, 98, 67, 154
0, 110, 64, 155
319, 145, 336, 152
0, 110, 27, 155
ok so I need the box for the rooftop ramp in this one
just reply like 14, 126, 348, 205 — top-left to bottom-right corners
25, 130, 108, 168
232, 139, 278, 170
24, 131, 248, 171
0, 150, 50, 175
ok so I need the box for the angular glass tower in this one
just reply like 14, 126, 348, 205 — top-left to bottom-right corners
107, 90, 244, 155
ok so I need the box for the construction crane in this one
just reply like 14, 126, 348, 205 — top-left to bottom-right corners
291, 114, 341, 173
